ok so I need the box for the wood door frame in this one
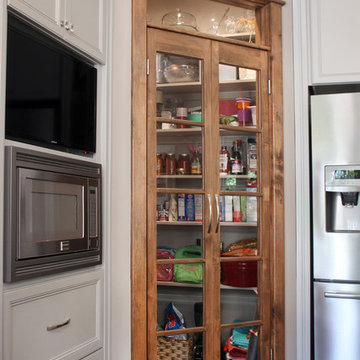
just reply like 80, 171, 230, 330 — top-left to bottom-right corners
146, 28, 213, 360
131, 1, 284, 359
212, 40, 271, 359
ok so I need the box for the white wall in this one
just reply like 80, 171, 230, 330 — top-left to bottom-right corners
108, 0, 132, 359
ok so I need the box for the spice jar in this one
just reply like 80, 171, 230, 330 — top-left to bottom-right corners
165, 153, 177, 175
177, 154, 191, 175
156, 153, 163, 175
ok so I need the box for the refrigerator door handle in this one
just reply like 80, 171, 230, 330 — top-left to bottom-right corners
325, 291, 360, 300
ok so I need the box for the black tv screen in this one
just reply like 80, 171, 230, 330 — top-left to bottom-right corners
5, 16, 97, 154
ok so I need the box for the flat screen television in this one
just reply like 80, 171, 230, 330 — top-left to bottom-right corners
5, 15, 97, 154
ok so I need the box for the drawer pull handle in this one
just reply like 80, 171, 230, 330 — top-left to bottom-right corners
47, 318, 71, 331
324, 291, 360, 300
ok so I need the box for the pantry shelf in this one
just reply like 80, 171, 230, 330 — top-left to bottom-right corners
219, 126, 259, 134
220, 222, 257, 227
219, 79, 256, 92
158, 175, 202, 179
157, 281, 257, 292
220, 174, 250, 179
157, 221, 202, 226
156, 126, 202, 132
156, 81, 201, 92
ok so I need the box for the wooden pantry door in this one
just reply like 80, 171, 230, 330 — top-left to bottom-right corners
210, 40, 272, 359
147, 28, 216, 360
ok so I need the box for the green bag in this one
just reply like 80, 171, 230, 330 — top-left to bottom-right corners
174, 245, 203, 284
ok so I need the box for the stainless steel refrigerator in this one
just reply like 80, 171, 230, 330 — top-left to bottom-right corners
310, 85, 360, 360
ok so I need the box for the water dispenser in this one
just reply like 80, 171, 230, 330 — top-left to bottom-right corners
325, 166, 360, 232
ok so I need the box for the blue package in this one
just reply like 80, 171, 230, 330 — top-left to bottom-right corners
185, 194, 195, 221
220, 195, 225, 222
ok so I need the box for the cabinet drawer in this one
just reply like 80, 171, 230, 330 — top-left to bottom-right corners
81, 349, 104, 360
3, 271, 103, 360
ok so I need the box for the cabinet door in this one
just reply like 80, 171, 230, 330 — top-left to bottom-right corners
147, 28, 271, 359
8, 0, 61, 34
147, 28, 213, 360
63, 0, 106, 63
310, 0, 360, 83
213, 41, 271, 359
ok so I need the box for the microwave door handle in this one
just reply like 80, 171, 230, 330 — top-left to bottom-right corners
324, 291, 360, 300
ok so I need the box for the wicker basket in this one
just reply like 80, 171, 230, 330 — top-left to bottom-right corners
157, 336, 193, 360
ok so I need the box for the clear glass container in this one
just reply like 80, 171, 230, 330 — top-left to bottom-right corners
162, 8, 198, 31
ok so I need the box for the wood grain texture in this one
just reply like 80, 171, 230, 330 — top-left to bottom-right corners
257, 2, 285, 359
132, 2, 285, 357
210, 0, 269, 9
216, 40, 271, 359
147, 28, 212, 359
147, 28, 160, 360
147, 23, 271, 51
268, 3, 285, 360
220, 320, 263, 329
209, 41, 221, 360
131, 0, 147, 359
157, 327, 206, 337
211, 0, 285, 7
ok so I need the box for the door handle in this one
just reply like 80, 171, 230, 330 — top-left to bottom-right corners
324, 291, 360, 300
215, 194, 220, 233
207, 194, 212, 233
46, 318, 71, 331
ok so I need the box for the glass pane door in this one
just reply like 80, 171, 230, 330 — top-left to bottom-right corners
214, 42, 269, 360
148, 29, 212, 360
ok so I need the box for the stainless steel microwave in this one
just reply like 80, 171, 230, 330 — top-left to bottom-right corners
4, 146, 102, 282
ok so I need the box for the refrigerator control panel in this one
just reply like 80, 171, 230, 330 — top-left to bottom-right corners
325, 165, 360, 190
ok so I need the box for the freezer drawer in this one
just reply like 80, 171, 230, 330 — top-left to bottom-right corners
314, 282, 360, 360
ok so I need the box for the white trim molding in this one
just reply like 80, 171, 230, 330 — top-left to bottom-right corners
292, 0, 312, 359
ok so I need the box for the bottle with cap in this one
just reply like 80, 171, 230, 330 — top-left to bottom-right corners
176, 107, 187, 128
231, 140, 242, 175
220, 146, 230, 174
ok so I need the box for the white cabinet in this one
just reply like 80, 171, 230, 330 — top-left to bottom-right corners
3, 270, 104, 360
7, 0, 60, 33
81, 349, 104, 360
310, 0, 360, 84
62, 0, 105, 62
7, 0, 106, 63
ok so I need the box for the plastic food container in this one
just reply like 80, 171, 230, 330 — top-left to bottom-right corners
236, 98, 251, 125
188, 113, 202, 128
221, 256, 257, 287
219, 99, 237, 117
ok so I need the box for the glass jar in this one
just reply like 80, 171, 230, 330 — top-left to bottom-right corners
191, 151, 202, 175
156, 153, 163, 175
177, 154, 191, 175
165, 153, 177, 175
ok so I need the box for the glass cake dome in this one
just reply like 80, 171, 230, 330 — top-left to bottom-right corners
162, 8, 199, 31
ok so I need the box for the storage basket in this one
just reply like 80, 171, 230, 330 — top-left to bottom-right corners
157, 336, 193, 360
